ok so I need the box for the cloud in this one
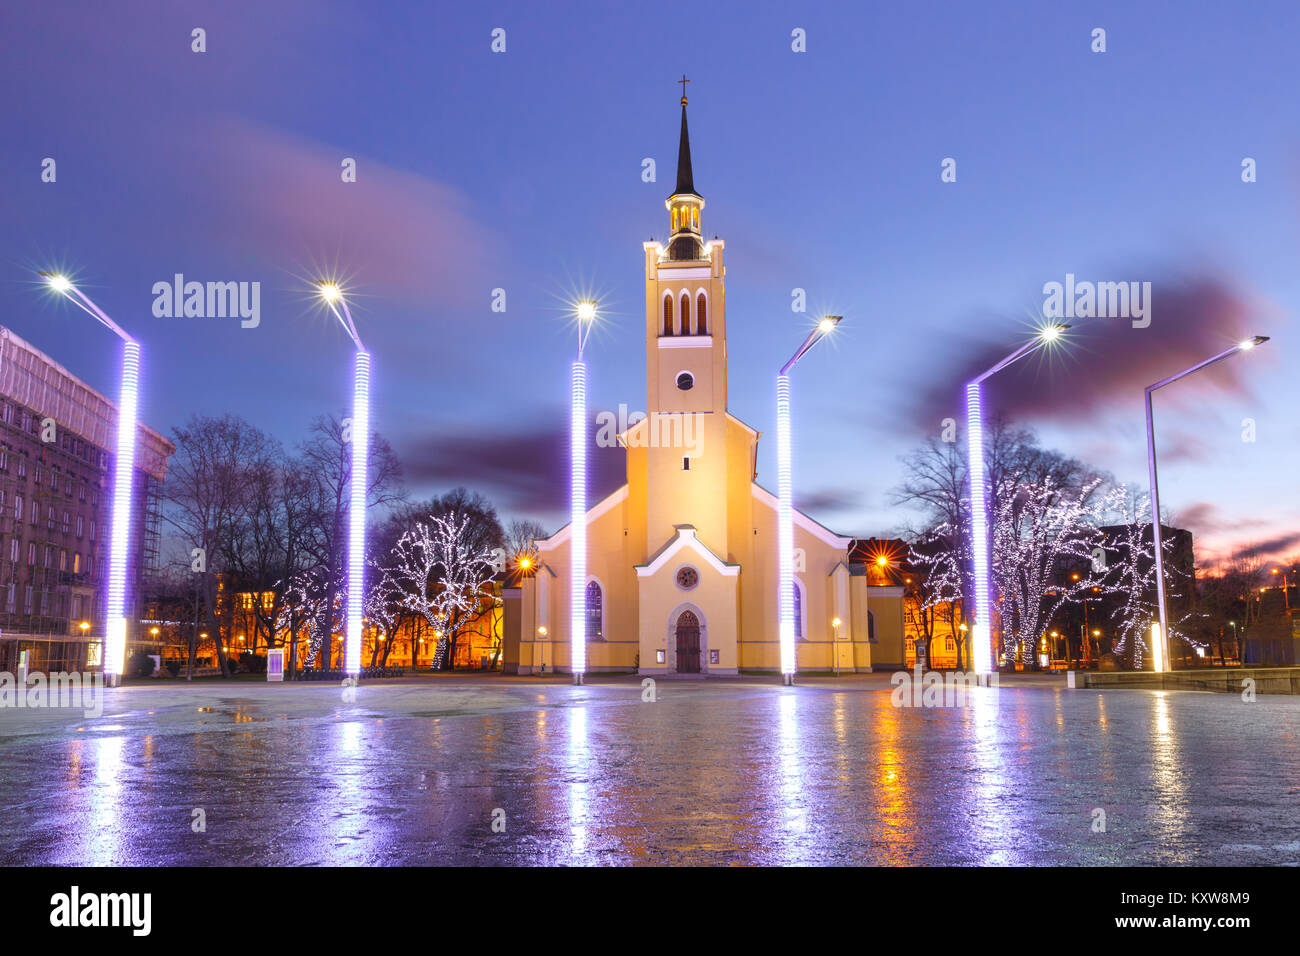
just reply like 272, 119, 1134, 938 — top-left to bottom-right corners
1229, 533, 1300, 562
910, 273, 1278, 428
395, 415, 625, 524
184, 115, 498, 308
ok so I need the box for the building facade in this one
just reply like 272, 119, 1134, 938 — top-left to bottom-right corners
0, 326, 174, 674
503, 95, 902, 676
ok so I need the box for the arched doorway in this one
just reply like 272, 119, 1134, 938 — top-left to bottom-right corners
675, 610, 701, 673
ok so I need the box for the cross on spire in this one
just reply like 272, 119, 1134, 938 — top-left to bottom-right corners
679, 73, 689, 105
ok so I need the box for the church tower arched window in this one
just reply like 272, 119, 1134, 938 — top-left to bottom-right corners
680, 292, 691, 335
663, 295, 674, 336
586, 581, 603, 640
793, 581, 803, 638
696, 293, 707, 335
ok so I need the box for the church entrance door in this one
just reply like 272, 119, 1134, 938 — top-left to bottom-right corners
675, 611, 701, 673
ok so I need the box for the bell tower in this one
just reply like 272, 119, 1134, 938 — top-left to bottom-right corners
639, 82, 731, 555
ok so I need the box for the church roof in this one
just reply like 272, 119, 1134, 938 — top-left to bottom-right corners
671, 100, 700, 199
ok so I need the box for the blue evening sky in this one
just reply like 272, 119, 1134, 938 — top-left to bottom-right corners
1, 0, 1296, 567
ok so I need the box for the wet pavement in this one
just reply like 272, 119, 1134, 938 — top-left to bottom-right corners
0, 674, 1297, 865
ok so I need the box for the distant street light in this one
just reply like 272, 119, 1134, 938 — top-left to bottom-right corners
1145, 336, 1269, 671
317, 281, 371, 680
966, 324, 1069, 676
1270, 567, 1292, 611
776, 316, 841, 685
41, 273, 139, 687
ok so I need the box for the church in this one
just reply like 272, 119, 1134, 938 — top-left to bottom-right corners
502, 92, 904, 677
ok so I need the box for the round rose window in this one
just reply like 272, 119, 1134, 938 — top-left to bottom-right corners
676, 566, 699, 590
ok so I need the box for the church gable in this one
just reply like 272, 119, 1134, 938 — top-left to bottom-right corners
635, 525, 739, 579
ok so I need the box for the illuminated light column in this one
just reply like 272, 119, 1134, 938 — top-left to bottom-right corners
570, 358, 588, 683
346, 350, 371, 678
776, 316, 841, 685
776, 373, 795, 684
1149, 621, 1164, 675
39, 273, 141, 687
965, 380, 992, 676
1145, 335, 1268, 672
318, 281, 371, 679
104, 339, 140, 684
966, 324, 1068, 677
570, 301, 598, 685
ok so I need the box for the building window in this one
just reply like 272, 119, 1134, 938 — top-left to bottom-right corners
27, 543, 35, 566
675, 566, 699, 590
585, 580, 603, 641
696, 293, 707, 335
676, 371, 694, 390
73, 553, 80, 574
76, 516, 83, 537
662, 295, 674, 336
682, 456, 690, 471
680, 292, 691, 335
13, 494, 20, 520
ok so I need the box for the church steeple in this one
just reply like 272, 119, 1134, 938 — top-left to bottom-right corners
666, 77, 704, 261
674, 89, 698, 198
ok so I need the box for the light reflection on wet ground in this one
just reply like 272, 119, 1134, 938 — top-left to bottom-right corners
1, 676, 1297, 865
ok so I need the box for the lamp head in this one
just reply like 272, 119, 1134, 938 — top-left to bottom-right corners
318, 281, 343, 303
818, 315, 842, 335
576, 300, 597, 323
40, 272, 72, 293
1238, 335, 1269, 351
1040, 323, 1070, 342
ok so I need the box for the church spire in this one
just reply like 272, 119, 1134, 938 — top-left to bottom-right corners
666, 77, 705, 261
674, 75, 699, 198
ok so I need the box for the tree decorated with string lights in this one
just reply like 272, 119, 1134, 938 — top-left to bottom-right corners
386, 511, 498, 670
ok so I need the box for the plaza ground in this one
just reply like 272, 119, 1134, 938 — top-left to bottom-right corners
0, 673, 1297, 865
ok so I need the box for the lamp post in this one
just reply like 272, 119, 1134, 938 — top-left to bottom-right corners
318, 282, 370, 680
1145, 336, 1269, 672
966, 325, 1068, 677
41, 273, 140, 687
570, 300, 598, 685
776, 315, 841, 686
1270, 567, 1292, 612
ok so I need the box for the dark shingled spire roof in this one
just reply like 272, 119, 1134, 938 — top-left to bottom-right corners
673, 99, 700, 198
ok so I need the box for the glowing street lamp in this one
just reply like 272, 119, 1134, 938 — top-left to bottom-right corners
318, 281, 371, 679
1270, 567, 1292, 612
568, 300, 599, 685
966, 324, 1068, 677
1145, 335, 1269, 671
41, 273, 140, 687
776, 315, 841, 685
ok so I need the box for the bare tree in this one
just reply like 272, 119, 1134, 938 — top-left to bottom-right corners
298, 414, 404, 668
163, 414, 280, 678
